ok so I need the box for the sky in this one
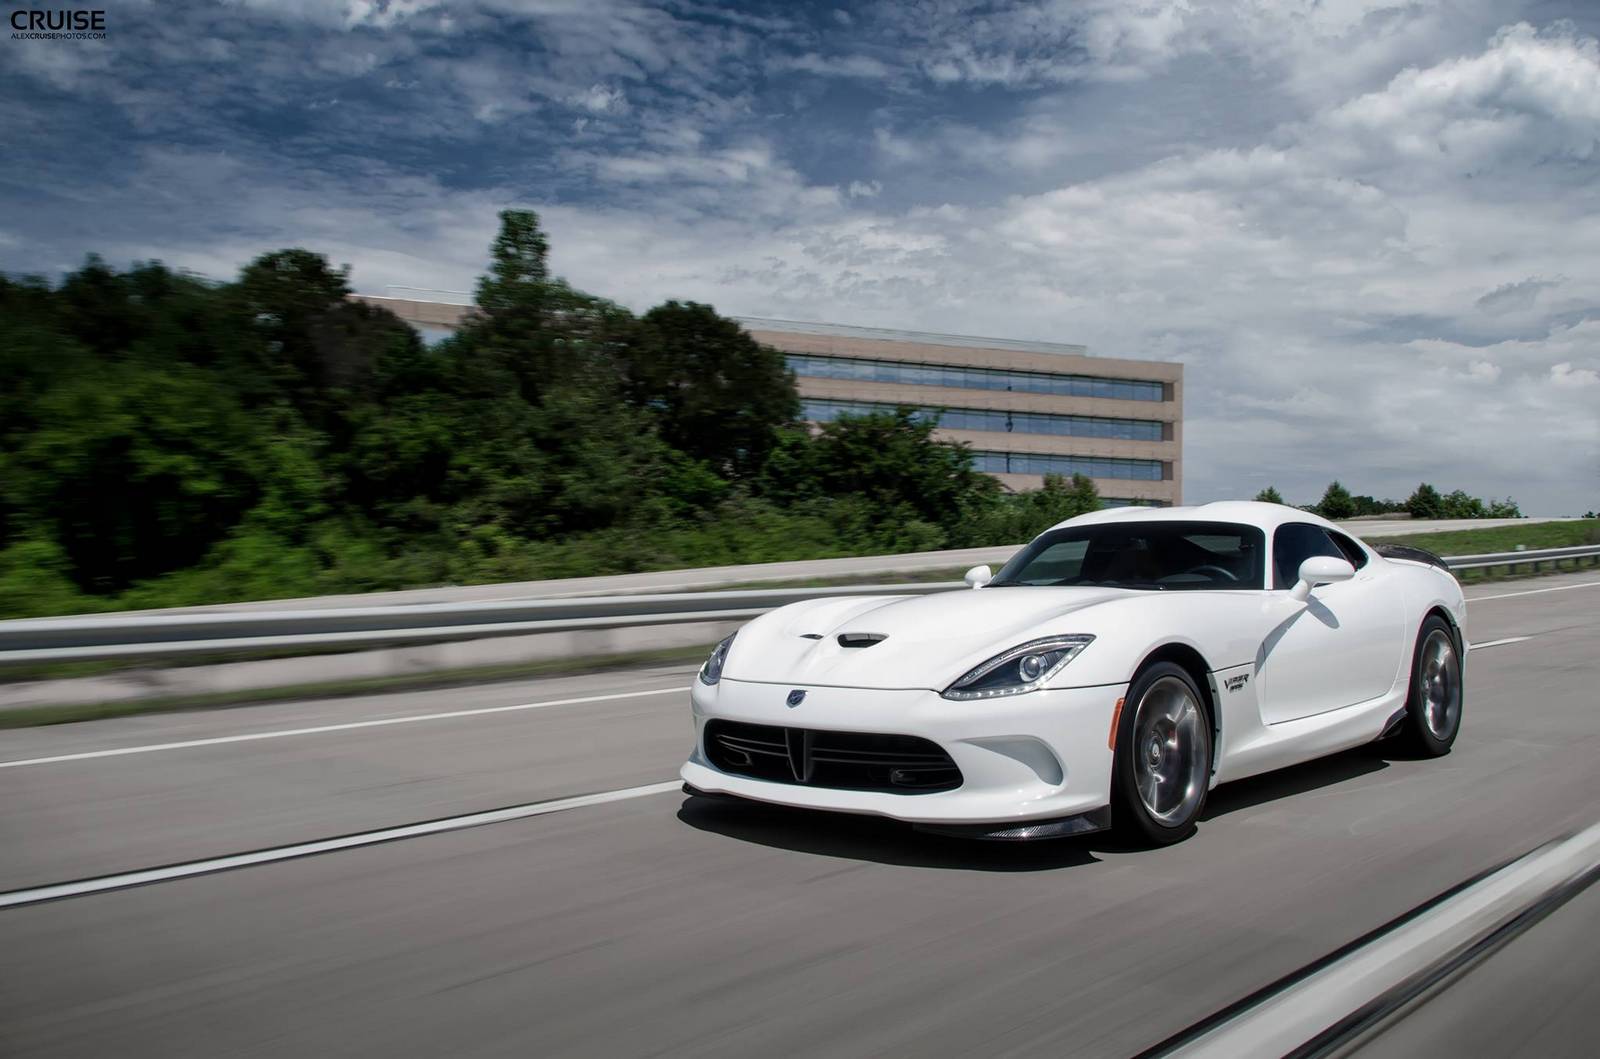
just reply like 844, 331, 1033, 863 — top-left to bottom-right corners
4, 0, 1599, 513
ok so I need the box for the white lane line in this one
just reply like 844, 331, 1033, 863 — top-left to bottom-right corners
1468, 581, 1600, 603
1467, 636, 1533, 651
0, 687, 683, 770
1156, 821, 1600, 1058
0, 780, 682, 909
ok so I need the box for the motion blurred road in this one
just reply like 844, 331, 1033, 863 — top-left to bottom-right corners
2, 574, 1597, 1057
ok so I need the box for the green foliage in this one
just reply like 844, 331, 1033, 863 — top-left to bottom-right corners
10, 363, 267, 591
795, 407, 1000, 525
1406, 482, 1444, 519
1315, 480, 1356, 520
1253, 486, 1284, 505
0, 214, 1129, 618
475, 208, 549, 314
963, 473, 1101, 544
620, 301, 799, 477
1406, 482, 1521, 520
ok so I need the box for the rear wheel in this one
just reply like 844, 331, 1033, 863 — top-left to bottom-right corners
1111, 662, 1212, 845
1401, 616, 1462, 756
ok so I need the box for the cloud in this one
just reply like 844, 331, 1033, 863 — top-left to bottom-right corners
4, 0, 1600, 513
1551, 361, 1600, 388
777, 52, 893, 79
1476, 276, 1562, 314
570, 83, 629, 114
1320, 23, 1600, 174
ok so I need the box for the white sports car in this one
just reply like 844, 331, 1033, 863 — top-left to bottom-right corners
680, 502, 1467, 844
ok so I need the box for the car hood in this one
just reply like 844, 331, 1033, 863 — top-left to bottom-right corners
718, 586, 1136, 691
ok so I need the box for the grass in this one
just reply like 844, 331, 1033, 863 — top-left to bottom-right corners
1372, 520, 1600, 582
0, 643, 710, 730
1376, 519, 1600, 556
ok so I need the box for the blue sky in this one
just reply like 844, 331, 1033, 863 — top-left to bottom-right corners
5, 0, 1599, 512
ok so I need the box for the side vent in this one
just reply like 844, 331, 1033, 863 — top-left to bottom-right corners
799, 633, 824, 640
837, 632, 888, 649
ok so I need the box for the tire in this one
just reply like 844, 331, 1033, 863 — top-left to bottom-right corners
1400, 615, 1463, 756
1111, 662, 1213, 846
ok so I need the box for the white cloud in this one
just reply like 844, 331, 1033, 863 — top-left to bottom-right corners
1321, 23, 1600, 171
778, 53, 893, 79
1551, 362, 1600, 388
570, 83, 629, 114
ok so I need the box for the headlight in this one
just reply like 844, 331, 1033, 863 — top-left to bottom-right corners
941, 635, 1094, 700
698, 634, 735, 686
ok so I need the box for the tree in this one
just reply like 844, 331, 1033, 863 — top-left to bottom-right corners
0, 220, 1072, 616
1439, 489, 1486, 519
474, 208, 550, 315
761, 407, 1001, 543
1003, 473, 1100, 539
1406, 482, 1444, 520
1254, 486, 1284, 505
620, 301, 800, 478
1317, 480, 1356, 520
230, 248, 370, 417
10, 363, 267, 592
453, 209, 634, 405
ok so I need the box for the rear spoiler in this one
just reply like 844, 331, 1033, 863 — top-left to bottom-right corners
1372, 543, 1451, 572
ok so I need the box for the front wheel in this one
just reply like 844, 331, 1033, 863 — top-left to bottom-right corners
1111, 662, 1213, 845
1400, 616, 1463, 756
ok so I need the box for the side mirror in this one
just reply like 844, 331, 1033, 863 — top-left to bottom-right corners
964, 564, 993, 589
1290, 556, 1355, 602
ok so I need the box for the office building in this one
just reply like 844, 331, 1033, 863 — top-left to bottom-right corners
738, 318, 1182, 505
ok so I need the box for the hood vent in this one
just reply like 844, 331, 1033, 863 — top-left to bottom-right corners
837, 632, 887, 649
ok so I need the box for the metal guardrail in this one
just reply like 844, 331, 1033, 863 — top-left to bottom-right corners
1433, 544, 1600, 571
1, 545, 1595, 666
0, 583, 961, 665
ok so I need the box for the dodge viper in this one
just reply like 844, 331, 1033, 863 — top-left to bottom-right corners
680, 502, 1467, 844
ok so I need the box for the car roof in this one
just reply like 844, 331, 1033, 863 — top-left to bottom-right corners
1047, 500, 1347, 537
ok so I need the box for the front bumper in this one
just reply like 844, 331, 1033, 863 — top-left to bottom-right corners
680, 676, 1125, 826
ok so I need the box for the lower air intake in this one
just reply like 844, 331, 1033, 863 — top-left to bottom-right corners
704, 719, 962, 794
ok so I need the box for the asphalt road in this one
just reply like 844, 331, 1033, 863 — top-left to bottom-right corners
1, 573, 1597, 1057
1358, 877, 1600, 1057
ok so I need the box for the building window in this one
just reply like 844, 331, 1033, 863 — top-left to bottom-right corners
970, 451, 1166, 481
786, 354, 1166, 402
800, 398, 1166, 442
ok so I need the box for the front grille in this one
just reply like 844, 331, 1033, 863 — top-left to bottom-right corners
704, 719, 962, 794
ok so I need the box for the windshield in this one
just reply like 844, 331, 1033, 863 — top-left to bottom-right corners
989, 520, 1265, 591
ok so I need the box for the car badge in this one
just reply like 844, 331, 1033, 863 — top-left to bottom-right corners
786, 689, 807, 708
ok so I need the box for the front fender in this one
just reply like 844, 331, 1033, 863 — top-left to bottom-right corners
1044, 591, 1270, 689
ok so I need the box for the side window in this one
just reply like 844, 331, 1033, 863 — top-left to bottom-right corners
1328, 531, 1369, 571
1273, 523, 1345, 589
